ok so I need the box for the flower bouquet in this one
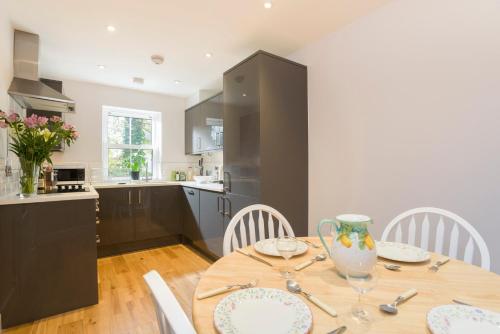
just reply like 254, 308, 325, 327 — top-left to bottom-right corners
0, 111, 79, 197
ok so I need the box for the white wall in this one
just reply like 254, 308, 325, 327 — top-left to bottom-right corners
290, 0, 500, 272
51, 80, 196, 178
0, 7, 13, 162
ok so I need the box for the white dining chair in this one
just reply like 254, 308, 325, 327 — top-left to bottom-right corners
143, 270, 197, 334
223, 204, 295, 256
381, 207, 490, 270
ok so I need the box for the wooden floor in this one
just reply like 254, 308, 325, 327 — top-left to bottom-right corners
4, 244, 212, 334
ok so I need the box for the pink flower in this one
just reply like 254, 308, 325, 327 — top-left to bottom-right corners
37, 116, 48, 126
71, 130, 80, 139
50, 115, 61, 123
7, 113, 19, 123
62, 123, 73, 131
23, 114, 38, 128
0, 120, 7, 128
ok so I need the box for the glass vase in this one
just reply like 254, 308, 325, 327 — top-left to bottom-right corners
19, 158, 40, 197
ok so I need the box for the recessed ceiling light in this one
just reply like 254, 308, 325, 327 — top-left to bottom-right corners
132, 77, 144, 85
107, 25, 116, 32
97, 64, 106, 69
205, 52, 212, 58
151, 54, 164, 65
174, 80, 181, 84
264, 1, 272, 9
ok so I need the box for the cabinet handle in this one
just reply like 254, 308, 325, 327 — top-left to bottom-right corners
96, 234, 101, 244
217, 196, 223, 214
128, 190, 132, 205
138, 190, 141, 204
188, 190, 195, 196
224, 198, 231, 217
96, 217, 100, 225
223, 172, 231, 192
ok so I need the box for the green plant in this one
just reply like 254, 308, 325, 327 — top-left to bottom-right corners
128, 150, 146, 172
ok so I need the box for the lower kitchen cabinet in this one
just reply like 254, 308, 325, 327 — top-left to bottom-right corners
97, 188, 134, 245
0, 199, 97, 328
198, 190, 225, 257
135, 186, 182, 240
182, 187, 201, 242
96, 186, 182, 257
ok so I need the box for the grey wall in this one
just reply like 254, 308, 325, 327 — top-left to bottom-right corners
290, 0, 500, 272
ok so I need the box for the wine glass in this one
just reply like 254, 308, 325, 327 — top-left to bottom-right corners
345, 263, 379, 324
276, 236, 298, 278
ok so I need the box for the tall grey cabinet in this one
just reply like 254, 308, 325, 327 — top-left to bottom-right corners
223, 51, 308, 236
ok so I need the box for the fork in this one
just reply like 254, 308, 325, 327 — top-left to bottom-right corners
301, 239, 320, 248
429, 258, 450, 272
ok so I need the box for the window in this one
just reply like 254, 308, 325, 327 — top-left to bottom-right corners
102, 106, 161, 180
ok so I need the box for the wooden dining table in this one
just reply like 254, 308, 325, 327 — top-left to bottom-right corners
192, 237, 500, 333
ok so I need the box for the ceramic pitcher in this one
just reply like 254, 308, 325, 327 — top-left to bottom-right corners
317, 214, 377, 277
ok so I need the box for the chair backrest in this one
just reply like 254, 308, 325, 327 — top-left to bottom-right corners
143, 270, 196, 334
381, 207, 490, 270
223, 204, 295, 256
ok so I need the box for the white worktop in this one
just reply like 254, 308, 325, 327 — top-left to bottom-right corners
0, 186, 100, 206
91, 180, 224, 193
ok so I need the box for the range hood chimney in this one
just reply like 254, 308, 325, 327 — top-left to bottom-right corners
8, 30, 75, 113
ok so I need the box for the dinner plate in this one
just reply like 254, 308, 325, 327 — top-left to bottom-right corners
253, 238, 308, 257
427, 305, 500, 334
214, 288, 312, 334
376, 241, 430, 263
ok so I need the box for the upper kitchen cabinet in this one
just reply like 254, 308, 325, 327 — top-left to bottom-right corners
223, 51, 308, 237
185, 92, 223, 154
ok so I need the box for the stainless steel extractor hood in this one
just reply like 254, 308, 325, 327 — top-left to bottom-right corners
8, 30, 75, 113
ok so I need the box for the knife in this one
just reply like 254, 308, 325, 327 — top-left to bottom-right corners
235, 248, 273, 267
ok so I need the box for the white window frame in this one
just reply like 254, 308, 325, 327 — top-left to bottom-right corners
102, 105, 162, 180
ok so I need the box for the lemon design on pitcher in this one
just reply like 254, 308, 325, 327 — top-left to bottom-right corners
336, 223, 374, 250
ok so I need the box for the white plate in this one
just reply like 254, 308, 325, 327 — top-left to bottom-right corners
253, 238, 308, 257
214, 288, 312, 334
376, 241, 430, 263
427, 305, 500, 334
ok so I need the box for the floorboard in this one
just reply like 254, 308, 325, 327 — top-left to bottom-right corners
3, 244, 212, 334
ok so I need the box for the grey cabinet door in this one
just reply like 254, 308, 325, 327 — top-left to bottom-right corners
223, 56, 260, 198
97, 188, 134, 245
185, 109, 194, 155
198, 190, 225, 257
182, 187, 201, 242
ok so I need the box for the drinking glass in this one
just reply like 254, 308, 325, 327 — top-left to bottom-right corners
345, 263, 378, 324
276, 236, 298, 278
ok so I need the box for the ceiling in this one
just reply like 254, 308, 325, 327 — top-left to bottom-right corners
5, 0, 392, 97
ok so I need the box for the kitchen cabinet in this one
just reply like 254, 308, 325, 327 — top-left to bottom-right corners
96, 186, 182, 257
185, 92, 223, 155
223, 51, 308, 236
182, 187, 201, 243
198, 190, 225, 257
0, 199, 97, 328
97, 188, 134, 245
135, 186, 182, 240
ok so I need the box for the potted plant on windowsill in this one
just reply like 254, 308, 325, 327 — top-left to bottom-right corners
0, 111, 79, 197
129, 151, 145, 181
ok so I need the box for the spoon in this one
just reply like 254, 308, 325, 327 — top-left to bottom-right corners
294, 253, 327, 271
286, 280, 337, 317
378, 262, 401, 271
379, 289, 418, 314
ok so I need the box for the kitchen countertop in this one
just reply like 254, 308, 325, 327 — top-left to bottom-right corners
91, 180, 224, 193
0, 185, 99, 206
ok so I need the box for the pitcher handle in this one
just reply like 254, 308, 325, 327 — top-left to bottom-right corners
317, 219, 336, 257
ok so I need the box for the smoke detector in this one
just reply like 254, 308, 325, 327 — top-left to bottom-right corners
151, 55, 164, 65
132, 77, 144, 85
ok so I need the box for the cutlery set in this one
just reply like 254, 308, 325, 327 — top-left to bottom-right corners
205, 244, 448, 333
